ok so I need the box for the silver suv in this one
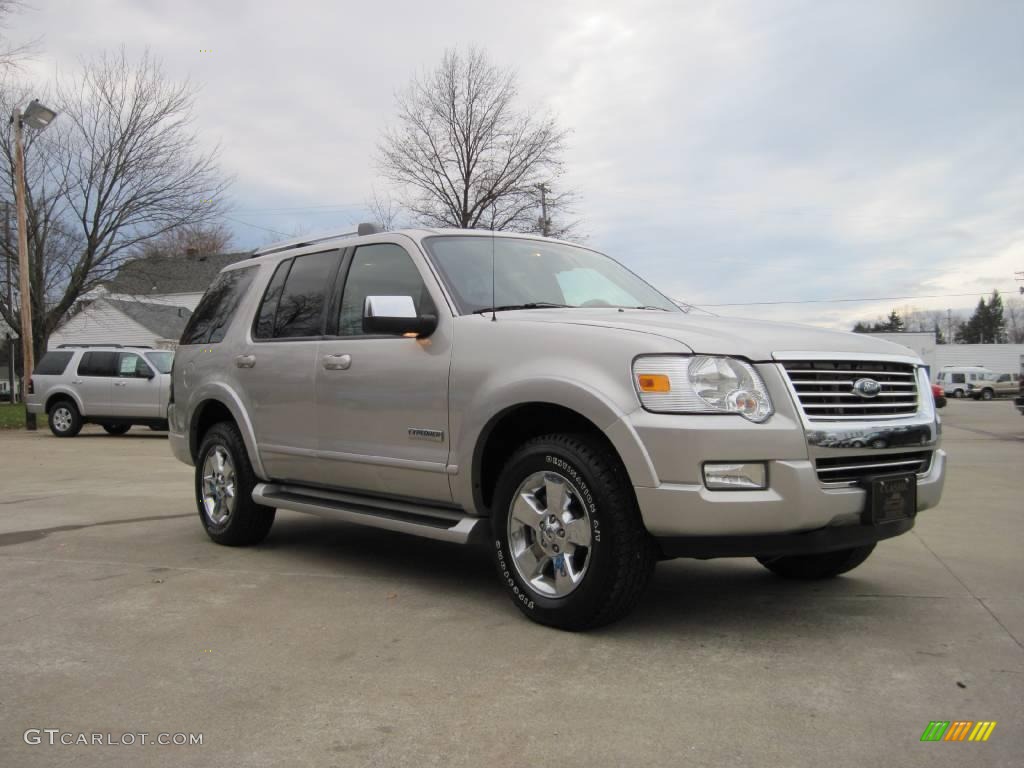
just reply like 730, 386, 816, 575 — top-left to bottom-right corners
168, 228, 945, 630
27, 345, 173, 437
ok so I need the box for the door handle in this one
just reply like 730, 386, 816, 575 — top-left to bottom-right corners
323, 353, 352, 370
235, 354, 256, 369
114, 381, 127, 387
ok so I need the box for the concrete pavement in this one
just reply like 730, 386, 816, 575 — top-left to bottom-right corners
0, 400, 1021, 766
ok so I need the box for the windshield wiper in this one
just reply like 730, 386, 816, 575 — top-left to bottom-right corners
627, 305, 671, 311
473, 302, 571, 314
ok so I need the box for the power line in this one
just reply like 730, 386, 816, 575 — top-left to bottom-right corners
698, 290, 1014, 308
222, 216, 290, 238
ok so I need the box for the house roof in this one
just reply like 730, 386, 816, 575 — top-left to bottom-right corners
104, 252, 250, 296
105, 299, 193, 340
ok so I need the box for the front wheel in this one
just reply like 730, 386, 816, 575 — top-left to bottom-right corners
757, 544, 876, 580
980, 389, 994, 401
491, 433, 655, 631
953, 389, 965, 399
102, 424, 131, 435
195, 421, 275, 546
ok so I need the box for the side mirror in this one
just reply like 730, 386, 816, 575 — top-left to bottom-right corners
362, 295, 437, 338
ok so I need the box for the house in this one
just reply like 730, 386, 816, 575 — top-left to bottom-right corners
47, 251, 249, 350
48, 298, 193, 350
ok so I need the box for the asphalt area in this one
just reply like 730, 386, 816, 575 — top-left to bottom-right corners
0, 399, 1021, 767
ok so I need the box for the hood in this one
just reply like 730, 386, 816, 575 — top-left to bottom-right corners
493, 309, 922, 362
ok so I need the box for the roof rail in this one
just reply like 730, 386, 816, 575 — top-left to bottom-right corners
250, 223, 385, 258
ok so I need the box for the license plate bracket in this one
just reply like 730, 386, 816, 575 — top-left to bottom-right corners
862, 473, 917, 525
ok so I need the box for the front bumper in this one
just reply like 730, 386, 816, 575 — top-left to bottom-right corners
627, 358, 945, 543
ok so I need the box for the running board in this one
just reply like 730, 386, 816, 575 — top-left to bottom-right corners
252, 483, 487, 545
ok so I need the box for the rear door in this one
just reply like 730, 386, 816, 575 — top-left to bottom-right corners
315, 241, 453, 502
238, 250, 342, 484
74, 351, 117, 415
111, 352, 161, 418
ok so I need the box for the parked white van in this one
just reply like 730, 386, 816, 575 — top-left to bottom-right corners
935, 365, 993, 399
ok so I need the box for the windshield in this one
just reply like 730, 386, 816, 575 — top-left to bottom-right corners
422, 236, 679, 315
145, 351, 174, 373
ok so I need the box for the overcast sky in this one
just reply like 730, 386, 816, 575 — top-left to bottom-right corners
14, 0, 1024, 328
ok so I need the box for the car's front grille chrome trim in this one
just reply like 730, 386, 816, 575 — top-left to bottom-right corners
815, 451, 933, 484
781, 360, 921, 421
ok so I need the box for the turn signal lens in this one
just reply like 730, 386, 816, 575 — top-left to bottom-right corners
637, 373, 671, 393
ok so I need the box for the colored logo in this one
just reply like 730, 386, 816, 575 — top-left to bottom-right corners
920, 721, 997, 742
852, 377, 882, 399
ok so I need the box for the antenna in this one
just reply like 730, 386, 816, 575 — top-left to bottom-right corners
490, 227, 497, 322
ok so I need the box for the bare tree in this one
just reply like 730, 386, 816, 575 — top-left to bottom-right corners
0, 49, 230, 357
377, 47, 576, 233
1005, 297, 1024, 344
365, 187, 405, 230
131, 221, 235, 259
0, 1, 37, 70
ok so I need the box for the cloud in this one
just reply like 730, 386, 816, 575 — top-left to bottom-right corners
11, 0, 1024, 329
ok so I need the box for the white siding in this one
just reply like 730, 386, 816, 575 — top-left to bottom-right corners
103, 291, 205, 311
48, 300, 158, 349
934, 344, 1024, 377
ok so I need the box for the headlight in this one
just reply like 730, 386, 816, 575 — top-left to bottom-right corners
633, 355, 774, 422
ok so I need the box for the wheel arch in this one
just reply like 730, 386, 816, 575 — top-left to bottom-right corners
44, 387, 84, 416
187, 384, 267, 479
468, 395, 657, 517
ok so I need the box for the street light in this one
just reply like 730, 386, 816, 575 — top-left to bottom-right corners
11, 98, 58, 430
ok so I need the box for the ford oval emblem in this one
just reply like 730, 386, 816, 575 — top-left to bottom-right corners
852, 378, 882, 399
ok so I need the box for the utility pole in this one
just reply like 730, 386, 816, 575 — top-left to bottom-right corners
946, 308, 953, 345
4, 202, 15, 404
12, 107, 36, 429
537, 183, 550, 237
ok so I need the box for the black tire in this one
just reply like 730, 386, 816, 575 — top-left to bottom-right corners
149, 423, 168, 431
47, 399, 82, 438
980, 389, 994, 401
195, 421, 275, 546
491, 433, 656, 631
102, 424, 131, 435
757, 544, 876, 580
953, 389, 965, 399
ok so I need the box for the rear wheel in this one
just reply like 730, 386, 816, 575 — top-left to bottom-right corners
195, 421, 275, 546
953, 389, 965, 398
491, 433, 655, 630
48, 400, 82, 438
756, 544, 876, 580
980, 388, 994, 401
102, 424, 131, 435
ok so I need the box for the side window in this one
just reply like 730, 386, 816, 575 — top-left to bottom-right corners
254, 259, 292, 339
180, 267, 257, 346
273, 250, 340, 338
951, 373, 965, 384
35, 351, 73, 375
117, 353, 151, 378
78, 351, 118, 377
936, 372, 945, 382
338, 244, 435, 336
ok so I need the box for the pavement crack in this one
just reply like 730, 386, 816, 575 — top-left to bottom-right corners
913, 530, 1024, 651
0, 513, 194, 548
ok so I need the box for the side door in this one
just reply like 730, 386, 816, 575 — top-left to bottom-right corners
111, 352, 161, 418
74, 351, 116, 416
315, 241, 453, 502
238, 250, 342, 484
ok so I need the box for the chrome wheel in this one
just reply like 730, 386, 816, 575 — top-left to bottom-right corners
51, 406, 72, 433
507, 471, 593, 599
201, 446, 236, 526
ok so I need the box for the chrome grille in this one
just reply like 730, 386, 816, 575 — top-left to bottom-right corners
782, 360, 920, 421
815, 451, 933, 484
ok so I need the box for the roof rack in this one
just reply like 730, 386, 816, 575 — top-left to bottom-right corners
57, 343, 154, 349
251, 223, 384, 258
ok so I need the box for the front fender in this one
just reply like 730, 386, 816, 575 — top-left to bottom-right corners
452, 375, 660, 511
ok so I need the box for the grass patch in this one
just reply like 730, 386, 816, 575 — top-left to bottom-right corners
0, 403, 47, 430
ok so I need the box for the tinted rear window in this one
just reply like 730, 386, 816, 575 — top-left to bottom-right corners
272, 250, 340, 338
254, 259, 292, 340
35, 351, 73, 375
78, 351, 119, 377
180, 267, 257, 345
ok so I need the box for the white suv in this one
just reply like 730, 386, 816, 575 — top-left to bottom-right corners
26, 345, 173, 437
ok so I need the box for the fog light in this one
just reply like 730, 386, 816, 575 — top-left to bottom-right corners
703, 462, 767, 490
